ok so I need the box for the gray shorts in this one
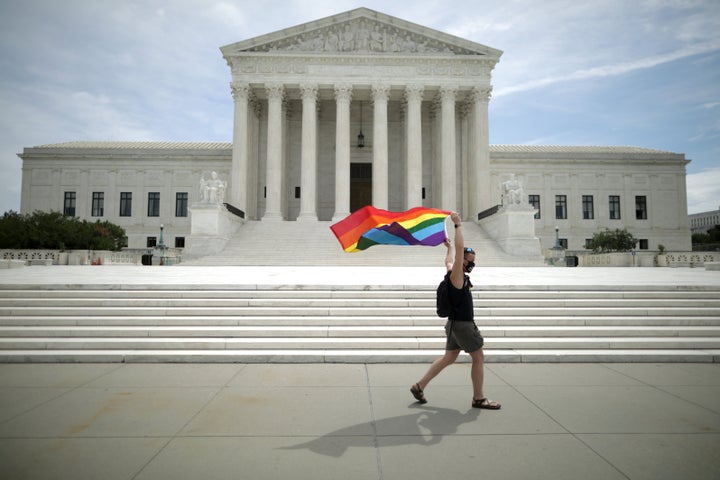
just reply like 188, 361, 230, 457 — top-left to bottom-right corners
445, 320, 484, 353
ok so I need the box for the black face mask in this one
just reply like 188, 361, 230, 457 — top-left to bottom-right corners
464, 261, 475, 273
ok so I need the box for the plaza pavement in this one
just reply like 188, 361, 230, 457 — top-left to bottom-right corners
0, 265, 719, 479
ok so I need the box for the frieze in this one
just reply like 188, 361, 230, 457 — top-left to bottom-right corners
242, 19, 480, 56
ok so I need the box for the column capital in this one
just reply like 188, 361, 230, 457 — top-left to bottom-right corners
230, 82, 250, 101
266, 83, 285, 101
404, 84, 424, 103
471, 86, 492, 103
334, 84, 353, 102
371, 84, 391, 102
299, 83, 319, 101
438, 85, 459, 102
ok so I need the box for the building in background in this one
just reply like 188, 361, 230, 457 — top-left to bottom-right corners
16, 8, 692, 254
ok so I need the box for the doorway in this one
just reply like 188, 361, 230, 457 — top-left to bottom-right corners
350, 163, 372, 212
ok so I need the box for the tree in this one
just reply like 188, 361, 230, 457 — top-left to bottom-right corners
0, 211, 126, 251
587, 228, 638, 253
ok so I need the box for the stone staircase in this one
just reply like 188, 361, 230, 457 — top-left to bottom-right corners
1, 284, 718, 363
183, 219, 543, 266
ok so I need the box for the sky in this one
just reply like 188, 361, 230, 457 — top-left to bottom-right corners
0, 0, 718, 215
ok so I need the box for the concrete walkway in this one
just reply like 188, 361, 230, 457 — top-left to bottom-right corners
0, 362, 718, 479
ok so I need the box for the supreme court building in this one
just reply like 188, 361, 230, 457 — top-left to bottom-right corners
17, 8, 692, 255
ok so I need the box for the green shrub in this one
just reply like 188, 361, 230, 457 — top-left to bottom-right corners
587, 228, 638, 253
0, 210, 126, 251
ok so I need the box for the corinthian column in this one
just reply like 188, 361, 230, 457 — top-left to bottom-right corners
372, 84, 390, 210
405, 84, 424, 209
297, 83, 318, 221
471, 86, 492, 214
264, 83, 284, 220
332, 84, 352, 221
439, 85, 458, 212
230, 82, 250, 213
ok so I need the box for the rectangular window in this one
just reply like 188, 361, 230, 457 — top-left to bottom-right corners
529, 195, 541, 219
91, 192, 104, 217
609, 195, 621, 220
63, 192, 76, 216
639, 239, 649, 250
119, 192, 132, 217
555, 195, 567, 220
559, 238, 568, 249
582, 195, 594, 220
174, 237, 185, 248
175, 192, 188, 217
148, 192, 160, 217
147, 236, 157, 248
584, 238, 592, 249
294, 187, 301, 199
635, 195, 647, 220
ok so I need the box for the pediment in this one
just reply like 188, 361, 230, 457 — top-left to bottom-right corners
221, 8, 502, 58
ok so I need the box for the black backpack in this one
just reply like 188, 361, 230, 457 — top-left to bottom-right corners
436, 272, 453, 318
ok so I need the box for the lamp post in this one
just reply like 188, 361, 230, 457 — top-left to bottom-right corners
158, 224, 166, 265
554, 226, 560, 250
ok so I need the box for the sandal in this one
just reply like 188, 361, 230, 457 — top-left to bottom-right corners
410, 383, 427, 404
472, 397, 501, 410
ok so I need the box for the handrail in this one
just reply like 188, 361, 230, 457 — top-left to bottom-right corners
223, 203, 245, 219
477, 204, 501, 221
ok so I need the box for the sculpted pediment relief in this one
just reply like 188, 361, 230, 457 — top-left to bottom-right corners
222, 8, 501, 58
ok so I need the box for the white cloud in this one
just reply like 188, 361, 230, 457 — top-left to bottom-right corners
686, 167, 720, 214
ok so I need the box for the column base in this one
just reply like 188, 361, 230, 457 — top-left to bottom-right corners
262, 212, 284, 221
296, 213, 318, 222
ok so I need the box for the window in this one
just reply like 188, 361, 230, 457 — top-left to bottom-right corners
529, 194, 541, 219
91, 192, 104, 217
148, 192, 160, 217
120, 192, 132, 217
609, 195, 621, 220
175, 192, 188, 217
639, 239, 649, 250
146, 237, 157, 248
635, 196, 647, 220
559, 238, 568, 249
584, 238, 592, 249
174, 237, 185, 248
555, 195, 567, 220
582, 195, 594, 220
294, 187, 301, 199
63, 192, 76, 216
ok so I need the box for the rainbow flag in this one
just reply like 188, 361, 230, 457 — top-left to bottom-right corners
330, 206, 451, 252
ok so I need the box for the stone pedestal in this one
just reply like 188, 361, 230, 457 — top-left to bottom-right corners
184, 203, 243, 258
478, 204, 542, 260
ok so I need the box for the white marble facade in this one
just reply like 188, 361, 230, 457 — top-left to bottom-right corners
16, 8, 692, 252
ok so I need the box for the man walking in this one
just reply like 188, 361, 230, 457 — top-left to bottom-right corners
410, 212, 501, 409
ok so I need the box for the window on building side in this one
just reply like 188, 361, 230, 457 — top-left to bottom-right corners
120, 192, 132, 217
147, 236, 157, 248
635, 196, 647, 220
91, 192, 104, 217
555, 195, 567, 220
639, 239, 649, 250
609, 195, 621, 220
559, 238, 568, 249
148, 192, 160, 217
582, 195, 594, 220
63, 192, 76, 216
175, 192, 188, 217
175, 237, 185, 248
529, 194, 540, 219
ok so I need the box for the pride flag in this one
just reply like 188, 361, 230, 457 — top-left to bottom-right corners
330, 206, 451, 252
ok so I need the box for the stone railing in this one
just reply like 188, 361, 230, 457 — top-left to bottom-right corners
576, 251, 720, 268
0, 249, 144, 265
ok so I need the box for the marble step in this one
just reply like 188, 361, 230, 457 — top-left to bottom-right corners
2, 315, 719, 327
2, 336, 720, 350
1, 349, 718, 363
2, 325, 718, 338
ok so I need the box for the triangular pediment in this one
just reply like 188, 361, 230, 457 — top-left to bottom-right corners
221, 8, 502, 57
